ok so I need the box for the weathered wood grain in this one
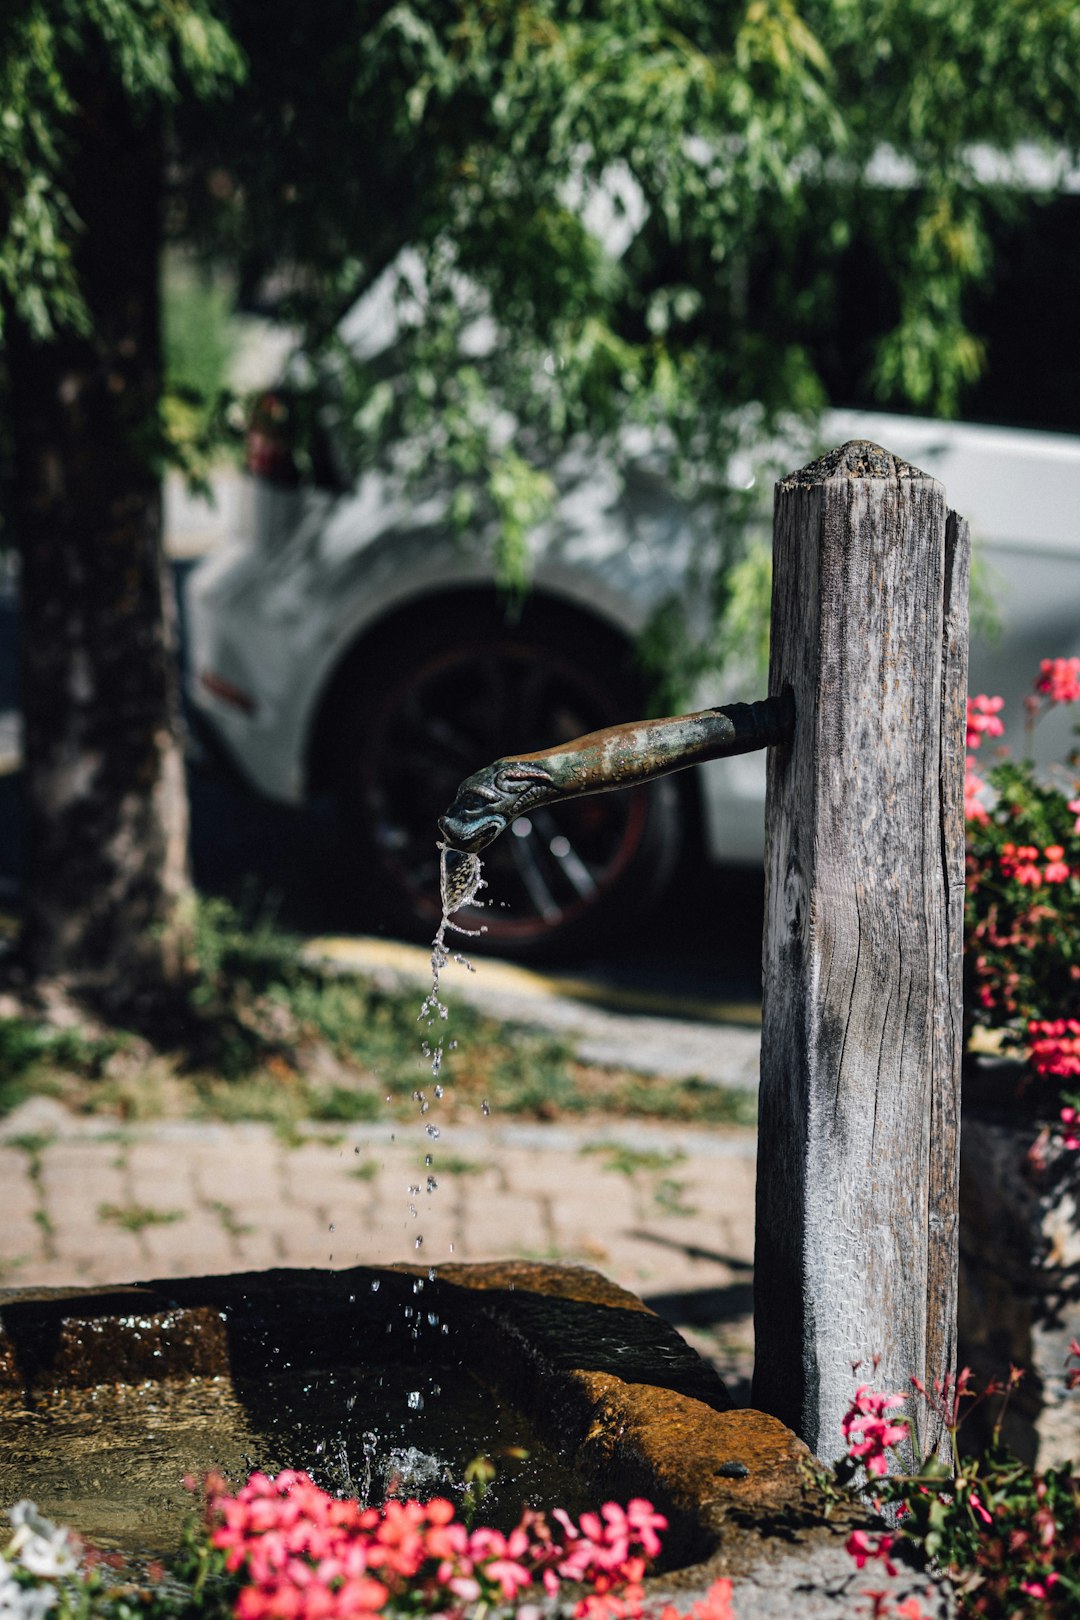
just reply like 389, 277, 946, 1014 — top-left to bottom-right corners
752, 441, 969, 1464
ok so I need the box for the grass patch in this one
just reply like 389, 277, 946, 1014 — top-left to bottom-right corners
432, 1155, 484, 1176
582, 1143, 686, 1176
1, 896, 758, 1132
0, 1020, 123, 1116
349, 1159, 380, 1181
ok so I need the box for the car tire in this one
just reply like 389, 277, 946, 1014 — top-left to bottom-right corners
329, 596, 684, 961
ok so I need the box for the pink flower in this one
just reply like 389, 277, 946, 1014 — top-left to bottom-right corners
1035, 657, 1080, 705
964, 757, 989, 824
1066, 1339, 1080, 1390
660, 1579, 735, 1620
910, 1366, 977, 1430
1042, 845, 1072, 884
845, 1529, 898, 1577
966, 693, 1005, 749
624, 1499, 668, 1559
842, 1386, 908, 1476
1060, 1106, 1080, 1152
1020, 1574, 1060, 1598
967, 1489, 993, 1526
202, 1474, 673, 1620
1069, 798, 1080, 834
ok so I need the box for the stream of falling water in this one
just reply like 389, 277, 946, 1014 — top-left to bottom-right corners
412, 842, 489, 1262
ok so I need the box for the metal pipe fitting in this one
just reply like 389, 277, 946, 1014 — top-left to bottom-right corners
438, 689, 794, 855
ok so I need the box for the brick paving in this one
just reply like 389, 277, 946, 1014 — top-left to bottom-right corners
0, 1098, 758, 1400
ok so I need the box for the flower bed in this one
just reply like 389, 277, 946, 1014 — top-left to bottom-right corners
960, 660, 1080, 1462
0, 1484, 735, 1620
964, 657, 1080, 1141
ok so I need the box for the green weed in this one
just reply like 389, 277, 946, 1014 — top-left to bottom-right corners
582, 1143, 685, 1176
98, 1202, 185, 1235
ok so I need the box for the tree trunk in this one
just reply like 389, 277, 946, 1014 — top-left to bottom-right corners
7, 60, 191, 990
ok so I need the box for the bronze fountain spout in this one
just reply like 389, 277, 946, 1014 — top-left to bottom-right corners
438, 690, 795, 856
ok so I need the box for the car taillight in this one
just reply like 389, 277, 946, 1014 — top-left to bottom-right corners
245, 391, 300, 486
199, 670, 258, 716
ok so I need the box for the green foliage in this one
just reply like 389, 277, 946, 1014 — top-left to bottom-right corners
0, 1017, 121, 1114
160, 0, 1080, 633
0, 0, 243, 341
6, 0, 1080, 676
161, 259, 239, 483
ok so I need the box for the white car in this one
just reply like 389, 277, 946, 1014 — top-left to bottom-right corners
185, 216, 1080, 969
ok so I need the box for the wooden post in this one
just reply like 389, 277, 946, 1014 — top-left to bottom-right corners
752, 441, 969, 1464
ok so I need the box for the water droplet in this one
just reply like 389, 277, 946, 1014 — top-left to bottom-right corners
427, 1267, 436, 1281
348, 1293, 356, 1303
434, 1084, 443, 1099
408, 1184, 421, 1195
414, 1235, 423, 1249
426, 1124, 440, 1139
426, 1176, 437, 1192
481, 1099, 491, 1116
427, 1312, 439, 1327
370, 1279, 381, 1292
413, 1278, 423, 1293
448, 1242, 455, 1253
425, 1154, 433, 1167
408, 1203, 417, 1217
407, 1391, 424, 1411
329, 1223, 335, 1233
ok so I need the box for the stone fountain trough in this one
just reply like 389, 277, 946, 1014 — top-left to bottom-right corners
0, 1261, 949, 1616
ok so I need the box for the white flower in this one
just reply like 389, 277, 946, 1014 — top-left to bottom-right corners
5, 1505, 79, 1581
0, 1558, 57, 1620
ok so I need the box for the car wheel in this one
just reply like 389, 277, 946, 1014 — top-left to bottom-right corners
331, 601, 683, 960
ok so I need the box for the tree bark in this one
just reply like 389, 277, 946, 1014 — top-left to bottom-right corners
7, 60, 191, 989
